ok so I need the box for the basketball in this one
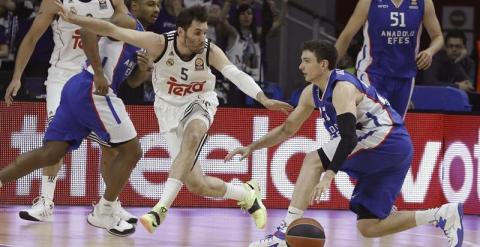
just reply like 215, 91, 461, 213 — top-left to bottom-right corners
285, 218, 326, 247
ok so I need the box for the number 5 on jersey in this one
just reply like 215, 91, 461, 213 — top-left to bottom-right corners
181, 67, 189, 80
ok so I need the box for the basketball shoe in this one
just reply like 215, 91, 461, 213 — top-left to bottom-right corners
238, 180, 267, 229
19, 196, 54, 222
114, 200, 138, 224
249, 220, 287, 247
87, 202, 135, 237
139, 205, 168, 234
434, 203, 464, 247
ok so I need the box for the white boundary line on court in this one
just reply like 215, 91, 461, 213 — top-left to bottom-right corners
403, 233, 480, 247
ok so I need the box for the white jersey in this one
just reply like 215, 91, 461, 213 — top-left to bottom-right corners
226, 33, 262, 82
47, 0, 114, 83
152, 31, 218, 107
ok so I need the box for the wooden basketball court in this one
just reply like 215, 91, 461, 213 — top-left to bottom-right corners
0, 205, 478, 246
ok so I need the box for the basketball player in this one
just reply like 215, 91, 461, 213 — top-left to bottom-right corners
54, 4, 294, 233
226, 40, 463, 247
335, 0, 443, 118
0, 12, 152, 236
3, 0, 137, 224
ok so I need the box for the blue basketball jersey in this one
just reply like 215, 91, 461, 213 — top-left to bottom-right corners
85, 15, 145, 93
356, 0, 424, 78
312, 69, 404, 138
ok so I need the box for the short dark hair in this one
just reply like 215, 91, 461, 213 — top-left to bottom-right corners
176, 5, 208, 31
301, 40, 337, 70
445, 30, 467, 45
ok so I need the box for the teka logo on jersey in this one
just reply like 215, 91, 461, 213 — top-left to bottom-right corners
72, 30, 83, 49
167, 77, 205, 96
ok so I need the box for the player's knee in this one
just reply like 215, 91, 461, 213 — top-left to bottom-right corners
303, 152, 323, 171
128, 145, 143, 164
40, 146, 64, 167
182, 131, 205, 150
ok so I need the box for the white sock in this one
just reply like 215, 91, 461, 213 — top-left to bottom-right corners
41, 175, 57, 200
98, 196, 115, 214
415, 208, 438, 226
223, 183, 249, 202
284, 206, 304, 225
155, 178, 183, 211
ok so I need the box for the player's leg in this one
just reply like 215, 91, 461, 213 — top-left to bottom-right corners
84, 92, 140, 237
19, 82, 65, 222
248, 150, 325, 247
184, 159, 267, 229
98, 144, 137, 224
0, 141, 70, 186
140, 118, 208, 233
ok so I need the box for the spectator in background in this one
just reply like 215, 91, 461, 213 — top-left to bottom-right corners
443, 30, 476, 82
149, 0, 183, 34
420, 30, 480, 112
223, 1, 287, 83
0, 0, 15, 58
184, 0, 212, 7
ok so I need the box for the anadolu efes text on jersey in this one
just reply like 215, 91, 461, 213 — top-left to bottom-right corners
312, 70, 404, 139
356, 0, 424, 78
153, 31, 217, 105
48, 0, 114, 76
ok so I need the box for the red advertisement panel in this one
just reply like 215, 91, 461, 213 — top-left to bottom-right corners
0, 102, 478, 214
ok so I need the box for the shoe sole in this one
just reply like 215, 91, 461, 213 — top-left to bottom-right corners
140, 215, 156, 234
19, 211, 52, 222
87, 214, 135, 237
246, 180, 267, 229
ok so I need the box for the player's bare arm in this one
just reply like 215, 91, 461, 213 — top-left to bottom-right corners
126, 50, 153, 88
54, 0, 165, 60
111, 0, 129, 15
225, 85, 315, 162
335, 0, 370, 60
81, 14, 137, 95
416, 0, 443, 70
208, 42, 293, 114
4, 0, 57, 105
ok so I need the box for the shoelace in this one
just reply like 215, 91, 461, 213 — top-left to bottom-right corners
31, 196, 43, 208
31, 196, 54, 212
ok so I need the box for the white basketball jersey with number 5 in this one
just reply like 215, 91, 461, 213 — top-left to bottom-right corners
152, 31, 217, 106
47, 0, 114, 81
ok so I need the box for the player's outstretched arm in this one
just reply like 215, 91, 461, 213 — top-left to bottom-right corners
225, 85, 314, 162
4, 0, 56, 105
53, 0, 164, 59
208, 43, 293, 114
335, 0, 370, 61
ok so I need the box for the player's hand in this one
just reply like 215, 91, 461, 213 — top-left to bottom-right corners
93, 73, 109, 95
416, 50, 433, 70
4, 78, 21, 106
310, 170, 335, 205
224, 146, 253, 162
53, 0, 74, 22
137, 50, 153, 72
261, 98, 294, 114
